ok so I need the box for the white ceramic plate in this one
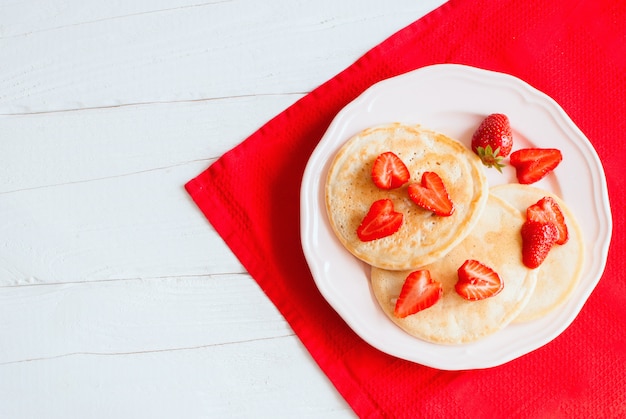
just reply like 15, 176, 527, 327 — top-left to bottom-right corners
300, 64, 612, 370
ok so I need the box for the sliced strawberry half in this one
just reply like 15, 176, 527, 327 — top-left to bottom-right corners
455, 259, 503, 301
394, 270, 442, 318
356, 199, 403, 242
509, 148, 563, 184
521, 220, 559, 269
371, 151, 410, 190
407, 172, 455, 216
526, 196, 569, 245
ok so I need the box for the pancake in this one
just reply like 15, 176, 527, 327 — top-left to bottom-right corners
371, 194, 537, 344
325, 123, 488, 270
490, 184, 585, 322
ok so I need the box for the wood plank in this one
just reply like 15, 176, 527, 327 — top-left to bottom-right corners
0, 0, 218, 37
0, 95, 300, 191
0, 0, 446, 113
0, 160, 244, 284
0, 336, 353, 418
0, 274, 293, 363
0, 273, 353, 417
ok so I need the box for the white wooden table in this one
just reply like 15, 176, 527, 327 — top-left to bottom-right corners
0, 1, 447, 417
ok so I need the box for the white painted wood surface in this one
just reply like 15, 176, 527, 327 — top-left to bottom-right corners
0, 1, 447, 417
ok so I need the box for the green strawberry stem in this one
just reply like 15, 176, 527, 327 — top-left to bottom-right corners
476, 145, 506, 173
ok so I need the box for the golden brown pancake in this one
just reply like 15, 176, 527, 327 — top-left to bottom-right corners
325, 123, 488, 270
370, 194, 538, 344
490, 184, 585, 322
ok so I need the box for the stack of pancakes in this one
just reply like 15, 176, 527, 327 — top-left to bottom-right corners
325, 123, 585, 344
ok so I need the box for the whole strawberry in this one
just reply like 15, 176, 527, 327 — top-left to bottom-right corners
471, 113, 513, 172
521, 220, 558, 269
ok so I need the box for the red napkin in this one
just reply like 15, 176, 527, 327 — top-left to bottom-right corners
186, 0, 625, 417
